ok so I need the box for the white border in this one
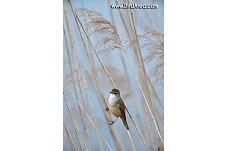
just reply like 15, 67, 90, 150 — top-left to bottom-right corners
0, 1, 62, 151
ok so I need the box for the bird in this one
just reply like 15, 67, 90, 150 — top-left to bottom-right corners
106, 88, 129, 130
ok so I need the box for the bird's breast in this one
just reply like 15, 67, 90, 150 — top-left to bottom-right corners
107, 104, 122, 117
108, 96, 122, 117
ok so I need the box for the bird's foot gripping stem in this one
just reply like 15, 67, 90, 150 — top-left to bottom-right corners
110, 117, 118, 125
110, 121, 115, 125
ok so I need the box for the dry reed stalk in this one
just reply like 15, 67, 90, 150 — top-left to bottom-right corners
74, 61, 92, 151
63, 127, 78, 151
77, 50, 104, 151
113, 0, 156, 142
127, 130, 136, 151
148, 79, 164, 111
64, 120, 78, 151
70, 30, 92, 151
148, 81, 164, 147
63, 24, 77, 97
63, 66, 82, 151
115, 0, 143, 70
109, 7, 160, 143
107, 0, 135, 100
140, 25, 164, 89
64, 29, 90, 150
108, 1, 154, 143
133, 94, 148, 140
72, 6, 149, 151
64, 86, 113, 151
63, 7, 85, 137
114, 0, 154, 111
64, 6, 101, 151
137, 87, 155, 148
107, 5, 139, 151
107, 0, 133, 103
64, 93, 88, 150
125, 23, 163, 144
123, 0, 142, 65
118, 2, 153, 117
63, 133, 70, 151
123, 49, 155, 148
64, 29, 91, 150
126, 0, 164, 147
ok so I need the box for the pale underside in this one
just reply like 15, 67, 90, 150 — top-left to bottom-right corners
107, 104, 122, 117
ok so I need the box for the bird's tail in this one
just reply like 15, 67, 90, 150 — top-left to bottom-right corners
120, 116, 129, 130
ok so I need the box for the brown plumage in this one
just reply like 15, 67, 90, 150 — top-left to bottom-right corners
119, 104, 129, 130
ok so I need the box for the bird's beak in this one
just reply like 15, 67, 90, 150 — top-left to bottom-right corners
110, 92, 113, 93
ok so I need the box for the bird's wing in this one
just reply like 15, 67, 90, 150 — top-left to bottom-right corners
118, 99, 126, 118
118, 99, 129, 130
